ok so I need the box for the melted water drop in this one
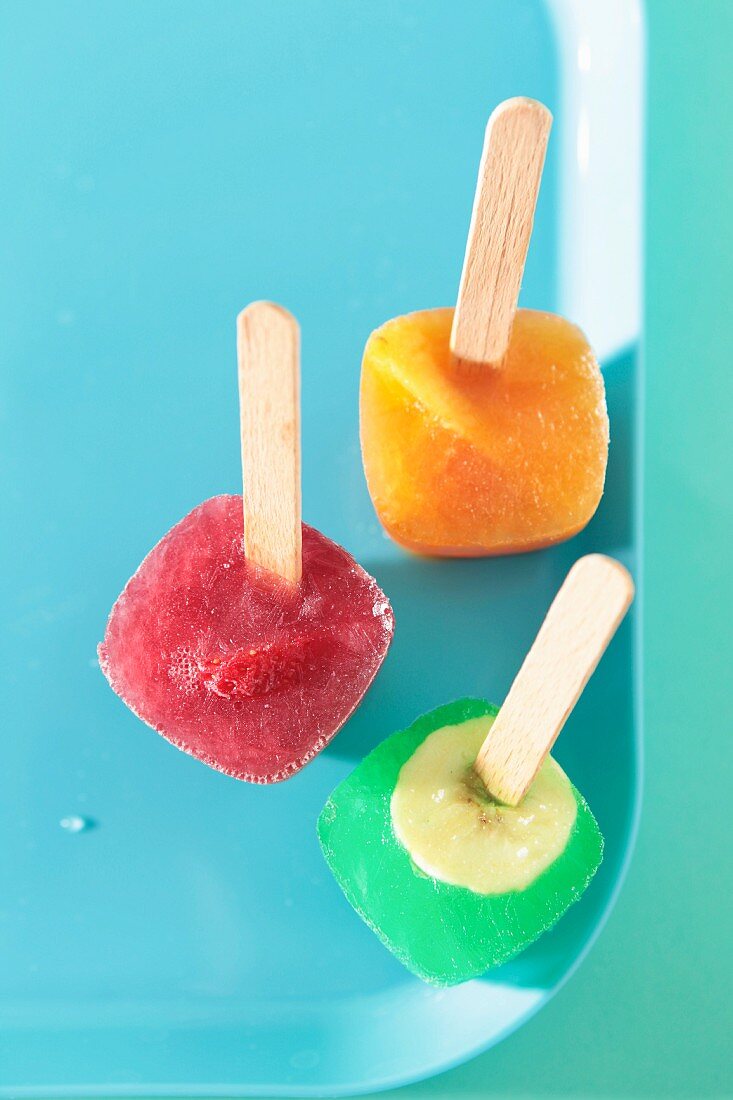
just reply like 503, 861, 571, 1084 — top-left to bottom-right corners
59, 815, 94, 834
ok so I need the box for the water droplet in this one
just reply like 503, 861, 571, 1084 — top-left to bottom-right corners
59, 815, 95, 834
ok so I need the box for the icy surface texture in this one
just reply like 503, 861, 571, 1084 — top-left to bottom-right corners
99, 495, 394, 782
318, 698, 603, 986
360, 308, 609, 556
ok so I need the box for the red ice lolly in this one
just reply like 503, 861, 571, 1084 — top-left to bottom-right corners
99, 304, 394, 782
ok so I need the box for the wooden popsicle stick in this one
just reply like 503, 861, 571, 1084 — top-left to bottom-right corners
450, 97, 552, 368
237, 301, 302, 587
474, 555, 634, 806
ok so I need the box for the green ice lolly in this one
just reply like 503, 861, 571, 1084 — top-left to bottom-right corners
317, 698, 603, 986
318, 556, 634, 987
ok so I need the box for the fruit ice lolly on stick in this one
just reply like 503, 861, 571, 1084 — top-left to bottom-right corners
360, 98, 609, 556
318, 555, 633, 985
99, 303, 394, 783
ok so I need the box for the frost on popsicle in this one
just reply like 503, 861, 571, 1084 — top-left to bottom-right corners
100, 495, 394, 783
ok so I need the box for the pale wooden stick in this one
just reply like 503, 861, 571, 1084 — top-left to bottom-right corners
450, 97, 552, 367
475, 555, 634, 805
237, 302, 302, 586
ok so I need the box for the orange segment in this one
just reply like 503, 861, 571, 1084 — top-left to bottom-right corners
360, 308, 608, 556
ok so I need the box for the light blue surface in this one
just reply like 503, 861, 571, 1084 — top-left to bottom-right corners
0, 1, 641, 1094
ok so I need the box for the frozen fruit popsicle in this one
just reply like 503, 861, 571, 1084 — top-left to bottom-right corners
100, 303, 394, 782
360, 98, 609, 556
318, 555, 633, 985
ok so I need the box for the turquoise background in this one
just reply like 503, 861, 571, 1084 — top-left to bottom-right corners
1, 0, 729, 1095
368, 3, 732, 1096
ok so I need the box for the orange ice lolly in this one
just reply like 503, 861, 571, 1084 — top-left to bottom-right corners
360, 99, 608, 557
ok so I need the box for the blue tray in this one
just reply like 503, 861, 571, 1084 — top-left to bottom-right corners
0, 1, 644, 1094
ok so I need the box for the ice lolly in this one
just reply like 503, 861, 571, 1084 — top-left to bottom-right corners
100, 303, 394, 782
360, 98, 609, 556
318, 555, 633, 985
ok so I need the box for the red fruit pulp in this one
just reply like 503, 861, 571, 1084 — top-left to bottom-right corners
99, 495, 394, 782
195, 638, 312, 700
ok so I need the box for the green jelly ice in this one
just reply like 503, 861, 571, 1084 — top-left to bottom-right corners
317, 698, 604, 986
